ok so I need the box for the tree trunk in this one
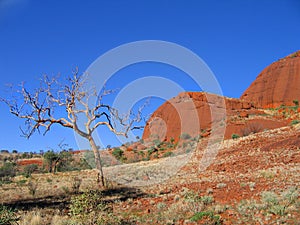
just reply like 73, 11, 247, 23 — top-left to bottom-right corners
88, 136, 105, 187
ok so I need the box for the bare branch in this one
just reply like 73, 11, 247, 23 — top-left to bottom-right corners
0, 68, 149, 187
1, 69, 147, 141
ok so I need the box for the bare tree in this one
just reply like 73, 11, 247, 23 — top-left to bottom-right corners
1, 68, 144, 187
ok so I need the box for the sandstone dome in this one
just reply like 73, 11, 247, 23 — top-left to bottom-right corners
241, 50, 300, 108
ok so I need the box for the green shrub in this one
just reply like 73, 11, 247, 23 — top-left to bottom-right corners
83, 151, 96, 168
16, 179, 27, 186
56, 151, 74, 172
291, 120, 300, 125
260, 188, 299, 216
0, 205, 18, 225
182, 142, 188, 148
190, 211, 221, 224
261, 191, 279, 206
23, 164, 38, 178
69, 190, 121, 224
112, 148, 124, 161
293, 99, 299, 106
170, 137, 175, 143
152, 139, 162, 147
184, 190, 201, 202
232, 134, 240, 139
147, 147, 156, 156
162, 151, 174, 158
69, 190, 106, 216
200, 195, 214, 205
0, 162, 16, 183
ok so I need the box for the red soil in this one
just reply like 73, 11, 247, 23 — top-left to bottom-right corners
17, 158, 43, 166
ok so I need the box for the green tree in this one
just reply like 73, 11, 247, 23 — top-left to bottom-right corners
23, 164, 38, 178
43, 150, 59, 173
43, 149, 73, 173
0, 162, 16, 183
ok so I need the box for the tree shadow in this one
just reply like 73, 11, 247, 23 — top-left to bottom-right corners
101, 186, 146, 202
3, 185, 146, 212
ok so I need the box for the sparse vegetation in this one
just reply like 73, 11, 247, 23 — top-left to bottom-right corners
0, 101, 299, 224
293, 99, 299, 106
0, 205, 18, 225
27, 179, 38, 197
112, 148, 126, 162
23, 164, 38, 178
190, 211, 221, 224
231, 133, 240, 139
291, 120, 300, 125
71, 177, 82, 194
69, 190, 122, 225
0, 162, 16, 184
162, 151, 174, 158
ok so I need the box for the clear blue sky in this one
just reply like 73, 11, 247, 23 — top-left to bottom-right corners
0, 0, 299, 152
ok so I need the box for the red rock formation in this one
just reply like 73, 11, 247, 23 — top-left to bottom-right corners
143, 51, 298, 142
241, 50, 300, 108
142, 92, 255, 142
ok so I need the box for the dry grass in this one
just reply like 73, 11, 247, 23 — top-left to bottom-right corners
19, 211, 42, 225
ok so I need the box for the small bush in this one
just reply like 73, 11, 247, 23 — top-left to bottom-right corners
16, 179, 27, 186
69, 190, 122, 224
261, 191, 288, 216
184, 190, 201, 202
200, 195, 214, 205
162, 151, 174, 158
261, 191, 279, 206
190, 211, 221, 224
147, 147, 156, 156
0, 162, 16, 183
69, 190, 106, 216
71, 177, 82, 194
112, 148, 124, 161
231, 134, 240, 139
27, 180, 38, 197
0, 205, 18, 225
291, 120, 300, 125
0, 162, 16, 178
152, 139, 162, 147
23, 164, 38, 178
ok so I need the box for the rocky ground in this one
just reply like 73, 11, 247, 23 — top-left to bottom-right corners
1, 123, 299, 224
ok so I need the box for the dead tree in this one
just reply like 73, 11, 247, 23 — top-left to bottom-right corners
1, 68, 144, 187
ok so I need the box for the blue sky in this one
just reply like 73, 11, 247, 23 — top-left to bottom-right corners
0, 0, 299, 152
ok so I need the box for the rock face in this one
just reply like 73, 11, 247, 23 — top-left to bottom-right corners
142, 51, 298, 142
142, 92, 254, 142
241, 50, 300, 108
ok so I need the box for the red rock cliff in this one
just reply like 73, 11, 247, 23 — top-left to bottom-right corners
142, 92, 253, 142
241, 50, 300, 108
